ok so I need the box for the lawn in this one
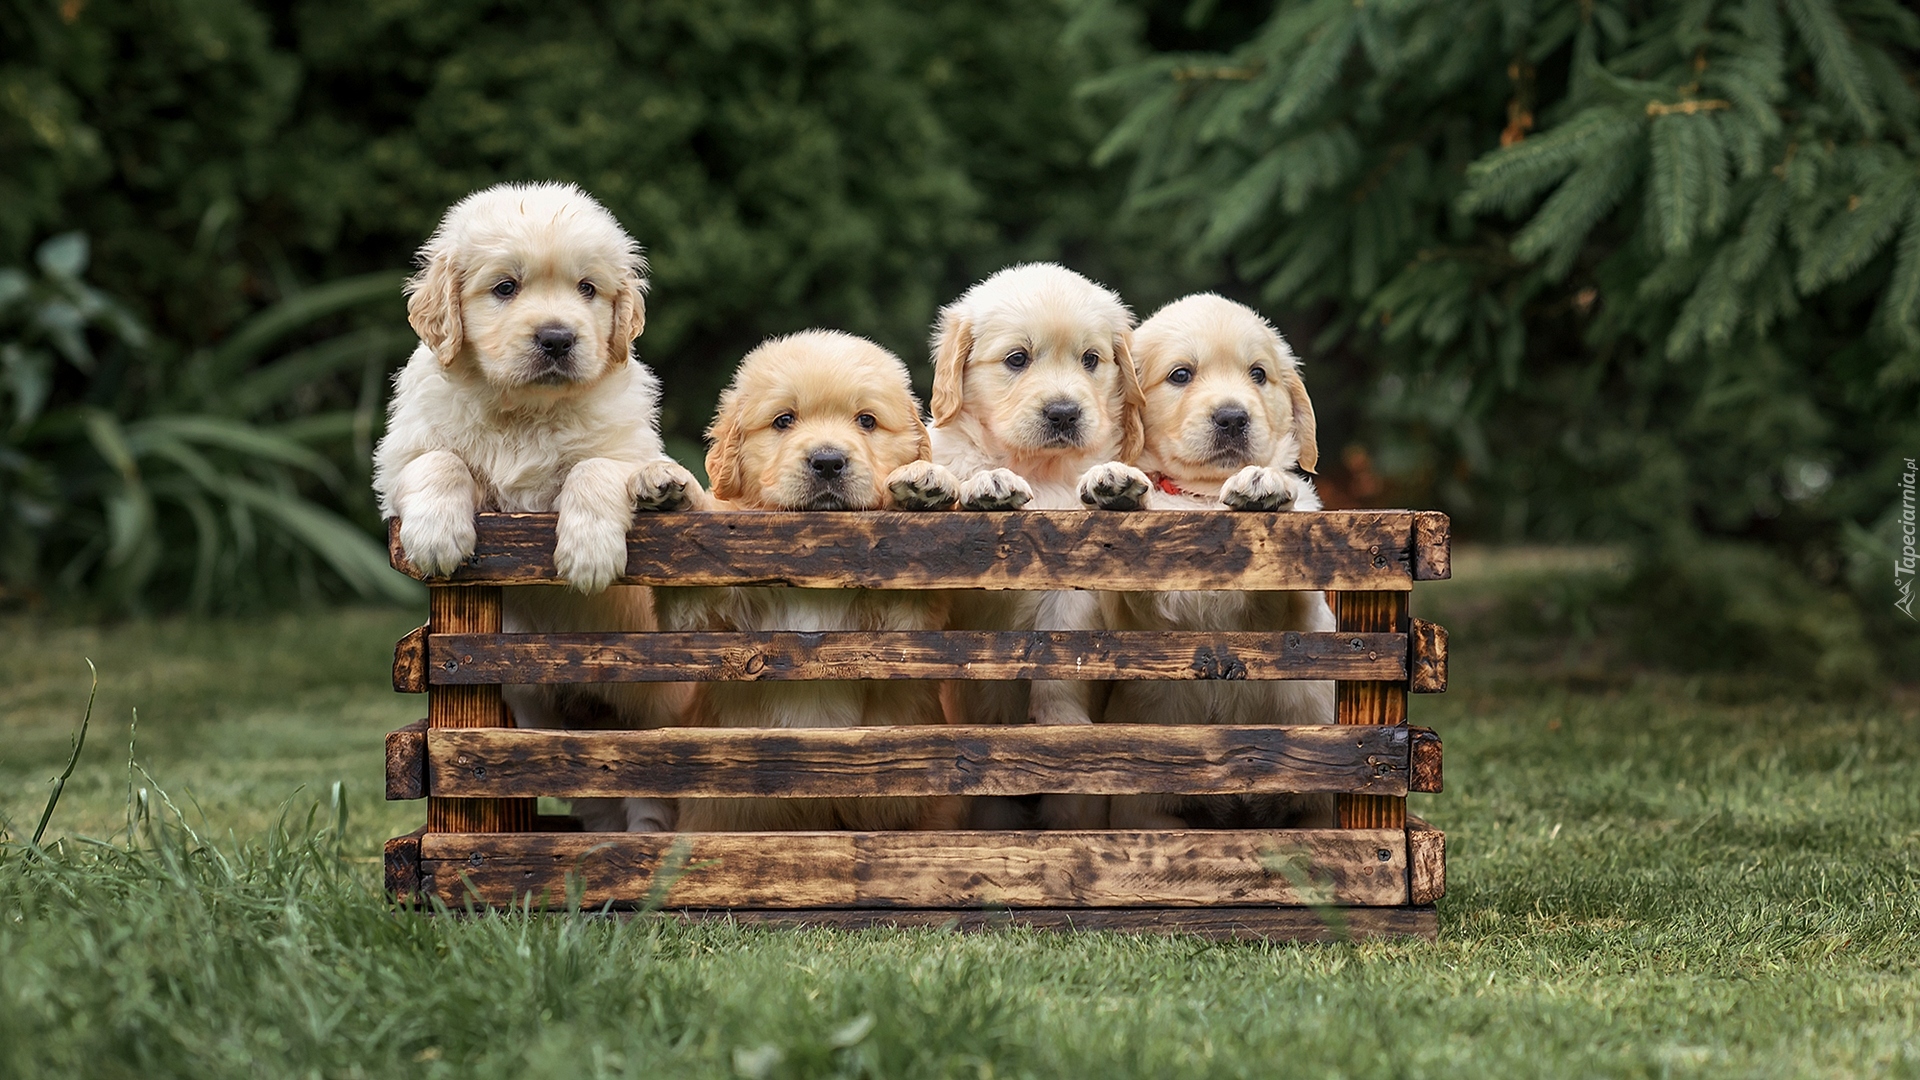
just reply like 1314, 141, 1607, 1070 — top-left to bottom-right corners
3, 552, 1918, 1078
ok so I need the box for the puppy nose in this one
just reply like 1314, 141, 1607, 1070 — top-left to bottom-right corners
1042, 400, 1082, 432
1211, 406, 1250, 439
534, 325, 575, 359
808, 448, 848, 479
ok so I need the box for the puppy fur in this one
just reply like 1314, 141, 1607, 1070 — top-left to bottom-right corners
927, 265, 1144, 769
372, 181, 700, 832
655, 330, 964, 832
1081, 293, 1336, 830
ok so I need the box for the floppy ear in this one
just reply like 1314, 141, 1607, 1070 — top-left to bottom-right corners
928, 310, 971, 427
703, 402, 745, 503
1113, 329, 1146, 463
910, 409, 933, 462
406, 249, 464, 367
1282, 361, 1320, 474
608, 267, 647, 366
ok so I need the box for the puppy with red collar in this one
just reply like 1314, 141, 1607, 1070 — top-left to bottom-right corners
1075, 294, 1336, 830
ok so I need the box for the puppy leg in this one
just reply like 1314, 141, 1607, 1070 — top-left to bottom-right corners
1028, 590, 1100, 726
621, 798, 677, 832
1219, 465, 1306, 512
958, 467, 1033, 511
1077, 461, 1152, 511
886, 461, 960, 510
390, 450, 481, 576
555, 458, 638, 595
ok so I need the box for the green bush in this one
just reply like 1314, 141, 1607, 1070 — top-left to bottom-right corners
1092, 0, 1920, 679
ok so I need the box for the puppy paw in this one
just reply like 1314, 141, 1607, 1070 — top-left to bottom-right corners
958, 468, 1032, 511
632, 460, 698, 512
397, 513, 475, 578
625, 798, 677, 833
1219, 465, 1301, 512
554, 516, 628, 595
885, 460, 960, 510
1077, 461, 1151, 510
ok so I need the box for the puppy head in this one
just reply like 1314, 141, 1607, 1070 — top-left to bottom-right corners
1132, 294, 1318, 482
930, 263, 1143, 463
706, 330, 931, 510
406, 182, 647, 400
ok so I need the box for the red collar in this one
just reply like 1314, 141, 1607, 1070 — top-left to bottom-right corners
1149, 473, 1201, 499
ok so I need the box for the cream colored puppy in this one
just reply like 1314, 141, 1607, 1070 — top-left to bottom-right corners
927, 264, 1145, 747
372, 181, 701, 833
655, 330, 964, 832
1082, 293, 1336, 830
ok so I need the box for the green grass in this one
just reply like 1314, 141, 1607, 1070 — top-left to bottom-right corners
3, 555, 1919, 1079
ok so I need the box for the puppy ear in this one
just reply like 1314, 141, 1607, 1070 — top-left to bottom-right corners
929, 310, 970, 427
911, 409, 933, 462
703, 403, 745, 503
608, 267, 647, 366
1282, 362, 1320, 474
406, 249, 464, 367
1113, 329, 1146, 463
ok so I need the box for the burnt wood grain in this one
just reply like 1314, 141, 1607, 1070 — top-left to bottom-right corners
418, 828, 1410, 910
426, 630, 1409, 685
427, 586, 534, 834
1407, 815, 1446, 905
388, 511, 1424, 591
392, 624, 428, 694
1334, 591, 1409, 830
384, 827, 424, 905
652, 905, 1437, 941
385, 719, 427, 801
1412, 511, 1452, 580
1409, 727, 1443, 793
1408, 618, 1448, 693
423, 723, 1415, 800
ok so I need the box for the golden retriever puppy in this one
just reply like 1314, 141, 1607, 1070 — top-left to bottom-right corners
927, 264, 1145, 750
372, 181, 702, 833
655, 330, 964, 832
1083, 293, 1336, 830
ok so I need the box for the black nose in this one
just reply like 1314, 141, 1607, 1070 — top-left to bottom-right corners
808, 448, 847, 479
1042, 400, 1082, 433
1211, 406, 1250, 439
534, 325, 575, 360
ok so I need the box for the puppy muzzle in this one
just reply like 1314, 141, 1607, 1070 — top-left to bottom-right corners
523, 323, 579, 385
1035, 398, 1085, 448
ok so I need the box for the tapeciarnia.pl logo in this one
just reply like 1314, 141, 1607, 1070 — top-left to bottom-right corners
1899, 457, 1918, 620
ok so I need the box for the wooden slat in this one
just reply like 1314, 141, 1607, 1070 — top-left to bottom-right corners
427, 630, 1409, 684
1335, 592, 1408, 830
388, 510, 1421, 591
418, 829, 1410, 909
385, 719, 427, 800
1409, 617, 1447, 693
392, 624, 427, 693
385, 826, 424, 905
427, 586, 534, 834
654, 905, 1437, 942
1412, 511, 1452, 580
1409, 727, 1443, 793
423, 724, 1414, 799
1407, 816, 1446, 905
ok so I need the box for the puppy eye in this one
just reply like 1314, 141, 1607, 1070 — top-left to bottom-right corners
1004, 349, 1030, 371
1249, 365, 1268, 385
492, 279, 518, 299
772, 412, 796, 431
856, 413, 878, 431
1167, 367, 1193, 386
577, 281, 596, 300
1081, 350, 1100, 372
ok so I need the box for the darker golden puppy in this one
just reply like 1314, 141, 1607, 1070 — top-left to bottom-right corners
656, 331, 963, 831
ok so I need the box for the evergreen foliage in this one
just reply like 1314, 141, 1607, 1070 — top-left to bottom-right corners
1094, 0, 1920, 678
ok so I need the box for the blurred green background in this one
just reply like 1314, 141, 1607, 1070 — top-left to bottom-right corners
5, 0, 1919, 681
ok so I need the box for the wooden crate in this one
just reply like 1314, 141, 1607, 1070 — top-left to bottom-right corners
381, 508, 1451, 941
